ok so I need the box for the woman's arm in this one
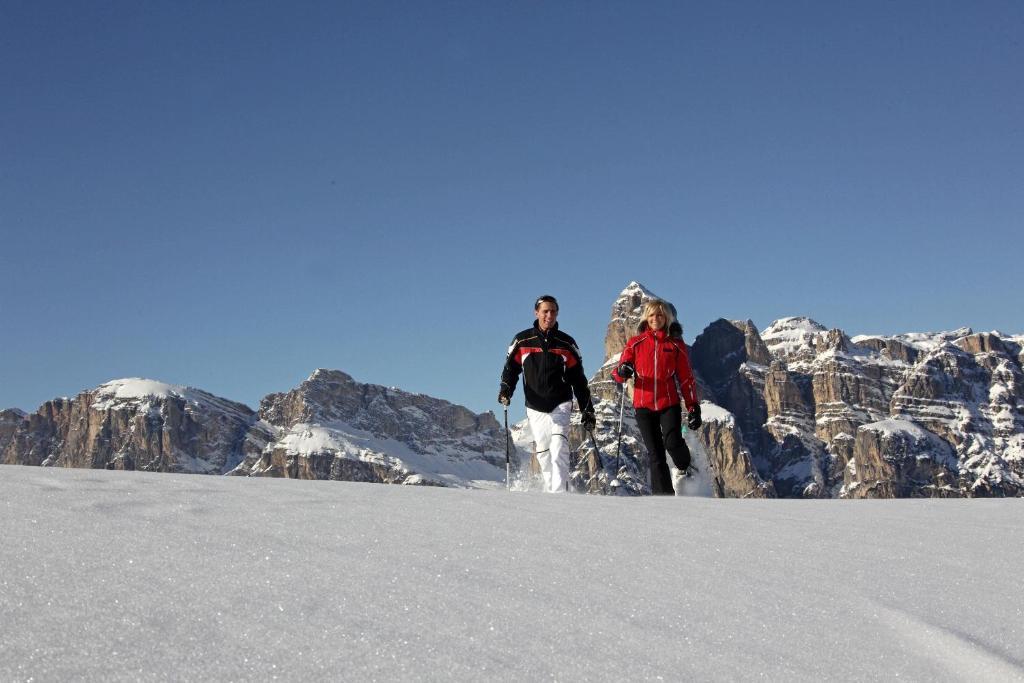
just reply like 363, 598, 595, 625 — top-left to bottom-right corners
675, 341, 699, 411
611, 339, 637, 383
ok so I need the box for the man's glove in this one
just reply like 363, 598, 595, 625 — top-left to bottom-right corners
616, 362, 635, 380
498, 391, 511, 407
581, 410, 596, 432
687, 404, 702, 431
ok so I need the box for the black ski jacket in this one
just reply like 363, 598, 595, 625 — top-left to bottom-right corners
500, 322, 594, 415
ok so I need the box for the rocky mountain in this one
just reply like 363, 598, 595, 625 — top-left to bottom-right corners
4, 283, 1020, 498
689, 312, 1024, 498
552, 282, 775, 498
0, 379, 257, 474
234, 369, 511, 487
2, 373, 515, 489
522, 282, 1020, 499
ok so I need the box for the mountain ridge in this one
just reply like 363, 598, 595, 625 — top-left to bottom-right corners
3, 283, 1021, 496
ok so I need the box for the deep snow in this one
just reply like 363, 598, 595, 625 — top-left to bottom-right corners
1, 466, 1022, 681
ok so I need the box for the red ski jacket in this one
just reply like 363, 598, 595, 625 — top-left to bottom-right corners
612, 329, 699, 412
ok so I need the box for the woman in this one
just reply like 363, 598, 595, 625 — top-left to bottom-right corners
612, 299, 702, 495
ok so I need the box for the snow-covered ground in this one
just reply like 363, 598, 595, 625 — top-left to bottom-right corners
2, 466, 1022, 681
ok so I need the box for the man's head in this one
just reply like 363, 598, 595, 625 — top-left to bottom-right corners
534, 295, 559, 332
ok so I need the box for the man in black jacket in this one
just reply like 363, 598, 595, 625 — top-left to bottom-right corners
499, 295, 596, 493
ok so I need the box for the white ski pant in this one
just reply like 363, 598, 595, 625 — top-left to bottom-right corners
527, 401, 573, 493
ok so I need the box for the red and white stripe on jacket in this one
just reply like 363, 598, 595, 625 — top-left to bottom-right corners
612, 329, 699, 412
514, 346, 579, 369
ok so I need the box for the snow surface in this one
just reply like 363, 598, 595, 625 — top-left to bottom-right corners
3, 465, 1022, 681
620, 280, 656, 300
851, 329, 975, 353
95, 378, 190, 401
90, 378, 240, 414
269, 421, 507, 489
700, 401, 734, 424
860, 418, 933, 439
761, 317, 828, 358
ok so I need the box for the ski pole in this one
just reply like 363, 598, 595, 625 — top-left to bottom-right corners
504, 404, 511, 492
611, 381, 627, 489
587, 429, 610, 494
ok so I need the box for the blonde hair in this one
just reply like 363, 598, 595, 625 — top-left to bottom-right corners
636, 299, 677, 334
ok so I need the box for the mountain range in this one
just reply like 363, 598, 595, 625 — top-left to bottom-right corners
3, 281, 1021, 497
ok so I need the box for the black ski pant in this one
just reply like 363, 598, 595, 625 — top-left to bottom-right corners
635, 405, 691, 495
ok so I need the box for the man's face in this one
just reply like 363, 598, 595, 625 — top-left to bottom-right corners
535, 302, 559, 331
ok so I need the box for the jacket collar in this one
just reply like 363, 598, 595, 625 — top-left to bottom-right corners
644, 328, 668, 342
534, 321, 559, 335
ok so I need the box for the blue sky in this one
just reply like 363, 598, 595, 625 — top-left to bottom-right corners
2, 1, 1022, 421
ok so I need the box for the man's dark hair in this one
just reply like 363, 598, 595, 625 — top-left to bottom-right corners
534, 295, 559, 311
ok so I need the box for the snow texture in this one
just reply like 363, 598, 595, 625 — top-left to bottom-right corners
621, 280, 657, 300
851, 328, 975, 352
3, 465, 1022, 681
89, 378, 252, 421
860, 418, 934, 439
761, 317, 828, 358
699, 401, 735, 424
267, 420, 508, 489
91, 379, 198, 409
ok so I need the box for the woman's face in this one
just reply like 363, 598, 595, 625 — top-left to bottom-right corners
647, 310, 666, 331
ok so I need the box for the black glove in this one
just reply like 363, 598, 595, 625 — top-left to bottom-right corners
616, 362, 634, 380
498, 391, 511, 406
687, 405, 702, 430
581, 410, 596, 432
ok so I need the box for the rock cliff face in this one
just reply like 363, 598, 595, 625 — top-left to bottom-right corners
235, 369, 510, 487
4, 285, 1020, 498
681, 311, 1024, 497
1, 380, 257, 474
551, 283, 773, 497
562, 286, 1022, 499
846, 420, 959, 498
3, 373, 514, 489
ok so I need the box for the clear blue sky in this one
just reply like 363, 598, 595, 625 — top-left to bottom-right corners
3, 1, 1022, 422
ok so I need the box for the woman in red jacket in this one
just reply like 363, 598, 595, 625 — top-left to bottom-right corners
612, 299, 702, 495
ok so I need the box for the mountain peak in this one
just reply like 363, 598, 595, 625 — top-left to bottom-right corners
95, 378, 193, 402
761, 317, 831, 361
620, 281, 657, 300
766, 316, 828, 333
307, 368, 355, 384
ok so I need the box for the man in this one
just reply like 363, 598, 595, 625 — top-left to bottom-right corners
499, 295, 596, 493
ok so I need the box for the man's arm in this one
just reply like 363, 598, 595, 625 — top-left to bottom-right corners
498, 337, 522, 404
564, 340, 594, 418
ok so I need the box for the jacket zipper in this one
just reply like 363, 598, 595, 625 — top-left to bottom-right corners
653, 334, 659, 408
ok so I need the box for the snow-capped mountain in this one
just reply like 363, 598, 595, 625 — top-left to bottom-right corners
0, 379, 257, 474
565, 283, 773, 498
234, 369, 513, 488
3, 283, 1021, 497
1, 372, 518, 489
691, 313, 1024, 498
540, 282, 1021, 499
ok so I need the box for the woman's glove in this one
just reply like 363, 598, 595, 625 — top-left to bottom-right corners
616, 362, 635, 380
687, 405, 702, 430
